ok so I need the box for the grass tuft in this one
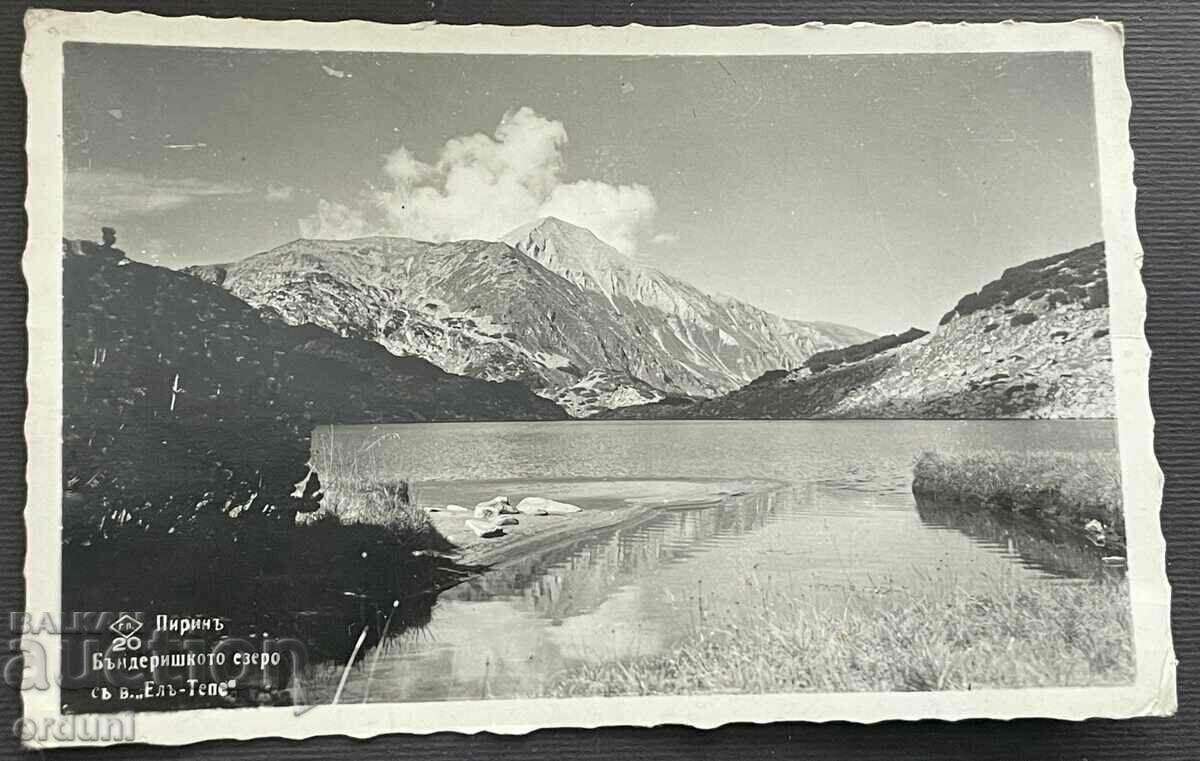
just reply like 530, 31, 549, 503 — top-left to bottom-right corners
304, 429, 444, 547
912, 450, 1123, 543
547, 574, 1133, 697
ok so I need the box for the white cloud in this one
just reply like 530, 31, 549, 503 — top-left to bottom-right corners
65, 169, 252, 230
652, 231, 680, 245
299, 199, 368, 240
303, 107, 659, 256
540, 180, 657, 257
266, 182, 295, 202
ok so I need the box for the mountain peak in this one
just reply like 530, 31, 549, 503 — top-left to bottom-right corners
503, 216, 610, 249
528, 215, 578, 231
503, 216, 632, 287
198, 214, 873, 407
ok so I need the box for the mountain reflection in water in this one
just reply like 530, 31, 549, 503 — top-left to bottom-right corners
301, 419, 1121, 704
914, 496, 1118, 580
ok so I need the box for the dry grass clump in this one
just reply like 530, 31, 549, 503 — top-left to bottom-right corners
548, 574, 1134, 697
307, 476, 434, 539
911, 450, 1122, 538
303, 430, 441, 545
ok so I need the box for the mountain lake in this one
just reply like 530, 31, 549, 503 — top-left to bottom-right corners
306, 419, 1122, 702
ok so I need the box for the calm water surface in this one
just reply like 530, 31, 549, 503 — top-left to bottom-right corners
310, 419, 1119, 702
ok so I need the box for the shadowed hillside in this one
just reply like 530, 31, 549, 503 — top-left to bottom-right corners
63, 237, 564, 546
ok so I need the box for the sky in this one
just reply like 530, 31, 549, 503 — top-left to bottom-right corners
63, 44, 1103, 334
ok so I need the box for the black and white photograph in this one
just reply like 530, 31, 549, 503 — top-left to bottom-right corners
19, 11, 1173, 747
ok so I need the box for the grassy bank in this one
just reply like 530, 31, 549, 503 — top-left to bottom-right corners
304, 429, 450, 550
301, 474, 447, 550
548, 574, 1134, 696
911, 450, 1123, 545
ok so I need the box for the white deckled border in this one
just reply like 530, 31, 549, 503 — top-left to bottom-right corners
20, 10, 1175, 747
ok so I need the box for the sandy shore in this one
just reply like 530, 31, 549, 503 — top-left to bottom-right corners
419, 477, 785, 568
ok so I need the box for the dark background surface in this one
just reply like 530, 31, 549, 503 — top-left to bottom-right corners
0, 2, 1196, 759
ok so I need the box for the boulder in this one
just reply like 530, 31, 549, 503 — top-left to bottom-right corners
1083, 519, 1107, 546
474, 496, 514, 520
444, 504, 468, 513
516, 497, 582, 515
465, 519, 504, 538
494, 516, 519, 526
474, 504, 502, 521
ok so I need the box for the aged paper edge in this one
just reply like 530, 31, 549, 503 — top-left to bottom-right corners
20, 9, 1176, 747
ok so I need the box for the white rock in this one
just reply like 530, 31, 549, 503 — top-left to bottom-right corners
474, 496, 514, 519
465, 519, 504, 538
474, 504, 501, 521
444, 504, 468, 513
1083, 519, 1107, 546
516, 497, 582, 515
494, 516, 519, 526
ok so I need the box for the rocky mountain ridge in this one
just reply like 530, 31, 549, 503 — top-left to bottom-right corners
551, 369, 668, 418
504, 217, 873, 385
601, 242, 1114, 420
187, 218, 872, 408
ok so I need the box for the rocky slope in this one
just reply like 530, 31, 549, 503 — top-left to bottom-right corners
505, 218, 873, 390
188, 220, 871, 407
602, 242, 1114, 420
63, 239, 563, 545
551, 369, 668, 418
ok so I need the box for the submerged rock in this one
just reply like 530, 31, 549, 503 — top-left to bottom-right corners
516, 497, 582, 515
465, 519, 504, 538
411, 549, 455, 559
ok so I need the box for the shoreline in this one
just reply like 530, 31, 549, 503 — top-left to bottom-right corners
421, 477, 787, 570
911, 450, 1125, 555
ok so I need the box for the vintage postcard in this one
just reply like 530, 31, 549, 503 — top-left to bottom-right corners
19, 10, 1175, 748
